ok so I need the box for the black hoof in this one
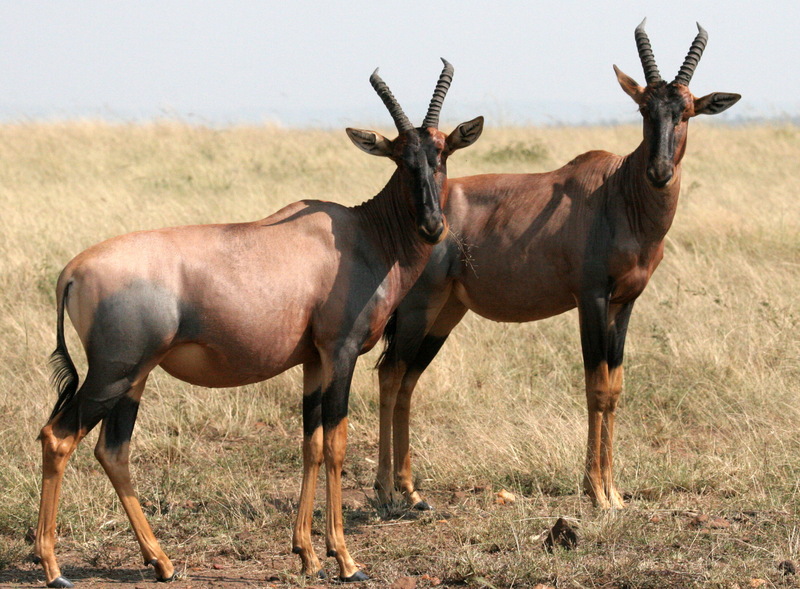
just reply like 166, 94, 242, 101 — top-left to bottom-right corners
339, 570, 369, 582
413, 500, 433, 511
47, 576, 74, 589
302, 569, 326, 580
146, 559, 176, 582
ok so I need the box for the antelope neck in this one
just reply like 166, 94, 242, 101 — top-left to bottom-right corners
616, 136, 684, 243
353, 168, 434, 271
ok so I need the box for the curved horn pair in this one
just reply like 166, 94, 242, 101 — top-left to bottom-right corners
634, 18, 708, 87
369, 58, 454, 132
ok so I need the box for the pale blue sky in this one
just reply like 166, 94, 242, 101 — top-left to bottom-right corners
0, 1, 795, 126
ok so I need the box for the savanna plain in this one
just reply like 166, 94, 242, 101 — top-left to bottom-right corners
0, 121, 798, 589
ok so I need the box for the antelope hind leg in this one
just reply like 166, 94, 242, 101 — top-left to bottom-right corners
34, 419, 86, 588
94, 381, 175, 581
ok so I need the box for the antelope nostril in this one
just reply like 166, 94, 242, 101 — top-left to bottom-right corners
646, 165, 672, 188
418, 220, 444, 243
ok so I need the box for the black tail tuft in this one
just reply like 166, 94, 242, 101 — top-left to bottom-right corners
375, 311, 398, 369
48, 347, 78, 422
47, 281, 79, 422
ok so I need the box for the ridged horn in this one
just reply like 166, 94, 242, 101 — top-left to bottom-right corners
370, 68, 414, 133
635, 18, 662, 85
673, 22, 708, 86
422, 58, 454, 129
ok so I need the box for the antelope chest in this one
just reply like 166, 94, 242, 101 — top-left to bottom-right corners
607, 243, 663, 304
610, 267, 651, 304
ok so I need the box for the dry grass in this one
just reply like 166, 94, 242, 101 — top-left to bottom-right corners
1, 121, 799, 588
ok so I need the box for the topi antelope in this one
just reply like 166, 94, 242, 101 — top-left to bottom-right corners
375, 21, 740, 511
33, 59, 484, 587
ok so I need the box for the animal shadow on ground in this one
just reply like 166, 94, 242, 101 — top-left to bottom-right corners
0, 565, 151, 587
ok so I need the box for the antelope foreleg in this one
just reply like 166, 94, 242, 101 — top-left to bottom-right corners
319, 351, 366, 582
376, 359, 404, 506
34, 422, 86, 588
597, 301, 634, 508
292, 361, 325, 578
583, 363, 623, 509
292, 425, 325, 577
579, 297, 632, 510
323, 418, 365, 580
578, 293, 625, 509
600, 365, 624, 507
583, 363, 614, 509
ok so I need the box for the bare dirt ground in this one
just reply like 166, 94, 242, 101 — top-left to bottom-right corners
7, 483, 800, 589
6, 488, 460, 589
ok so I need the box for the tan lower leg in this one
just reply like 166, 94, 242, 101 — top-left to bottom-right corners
292, 426, 323, 576
584, 363, 614, 509
94, 428, 174, 579
292, 426, 324, 576
324, 419, 360, 579
293, 361, 325, 576
376, 362, 404, 504
600, 366, 624, 508
584, 408, 608, 508
393, 371, 423, 506
34, 424, 85, 584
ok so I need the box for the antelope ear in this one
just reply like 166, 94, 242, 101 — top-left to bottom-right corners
693, 92, 741, 116
447, 116, 484, 152
346, 128, 394, 157
614, 65, 644, 103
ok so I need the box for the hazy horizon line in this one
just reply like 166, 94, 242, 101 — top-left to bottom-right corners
0, 100, 797, 130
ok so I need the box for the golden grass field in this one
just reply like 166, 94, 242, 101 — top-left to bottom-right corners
0, 121, 798, 588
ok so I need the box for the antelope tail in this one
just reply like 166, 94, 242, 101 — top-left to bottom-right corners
376, 311, 398, 368
48, 281, 78, 422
